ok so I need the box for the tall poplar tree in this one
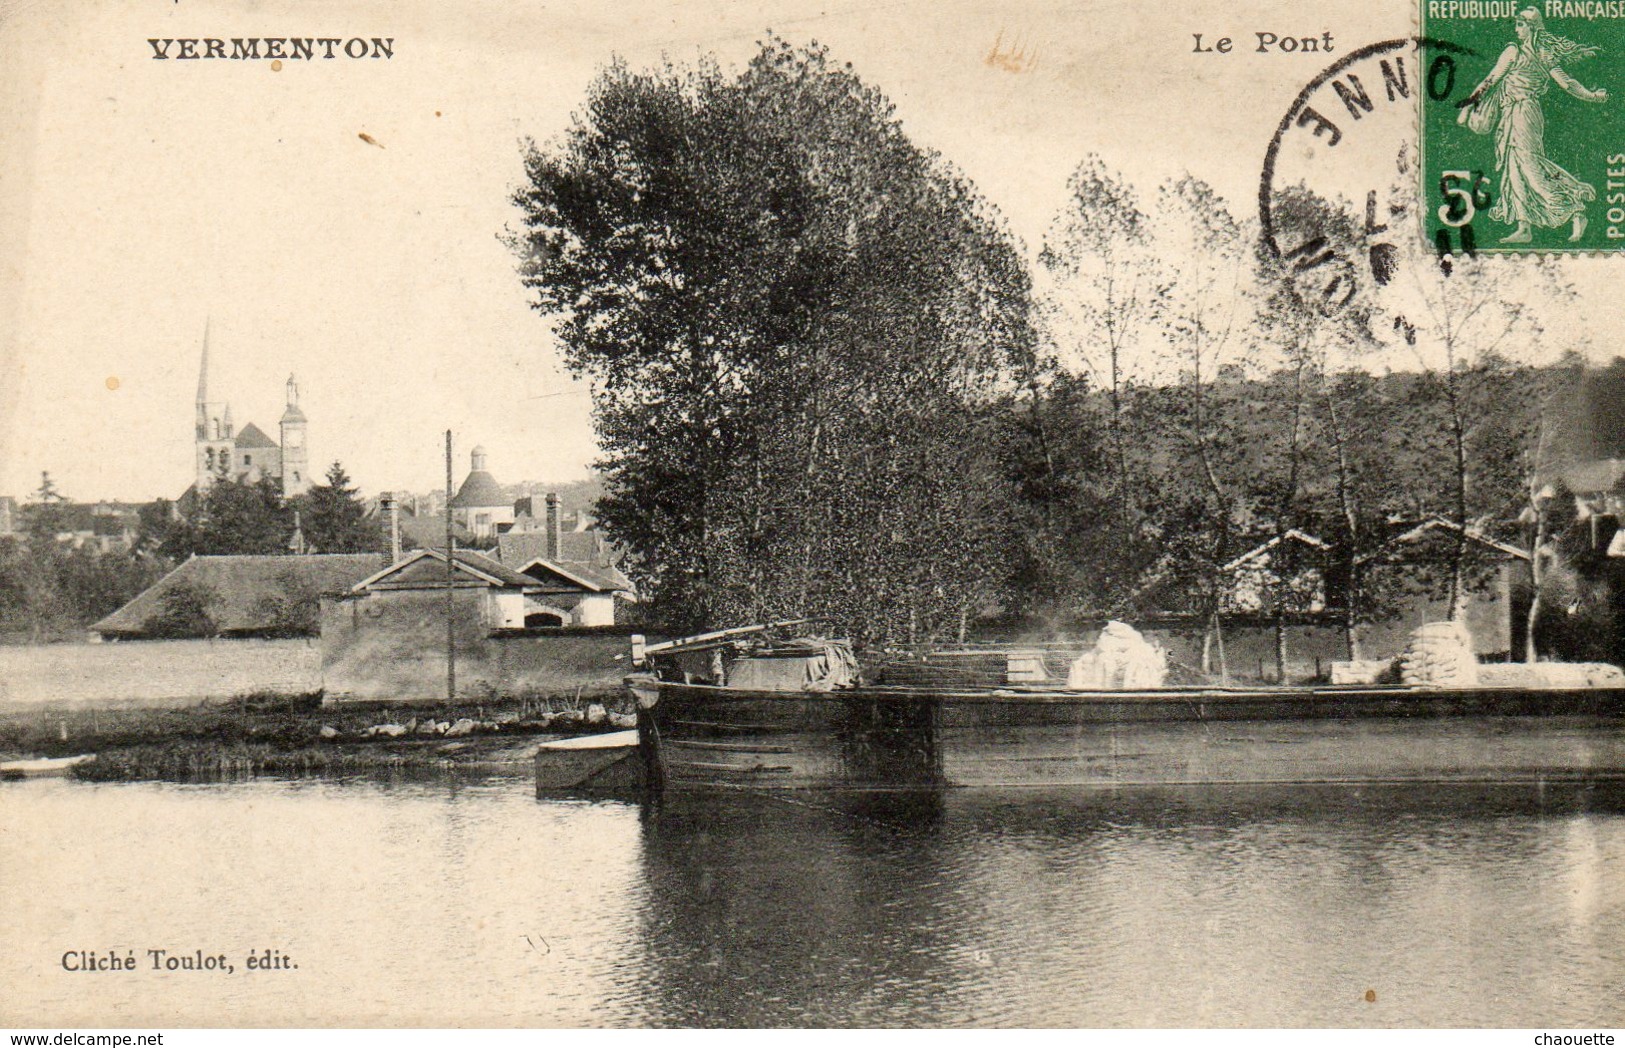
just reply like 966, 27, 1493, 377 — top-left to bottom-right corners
511, 38, 1035, 639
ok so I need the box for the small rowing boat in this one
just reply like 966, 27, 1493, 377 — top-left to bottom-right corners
533, 730, 646, 793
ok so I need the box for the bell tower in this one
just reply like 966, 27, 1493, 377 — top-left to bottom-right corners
194, 321, 234, 492
279, 374, 309, 498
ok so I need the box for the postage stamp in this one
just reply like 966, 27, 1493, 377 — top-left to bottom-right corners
1421, 3, 1622, 253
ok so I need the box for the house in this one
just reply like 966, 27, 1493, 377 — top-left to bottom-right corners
506, 557, 632, 627
510, 494, 592, 535
342, 547, 540, 629
1356, 517, 1532, 657
343, 541, 633, 630
319, 545, 645, 702
1549, 459, 1625, 556
91, 553, 381, 639
1220, 529, 1330, 615
495, 491, 635, 626
368, 483, 634, 627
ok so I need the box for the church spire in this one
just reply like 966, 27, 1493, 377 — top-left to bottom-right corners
194, 319, 232, 492
196, 318, 211, 405
194, 319, 230, 440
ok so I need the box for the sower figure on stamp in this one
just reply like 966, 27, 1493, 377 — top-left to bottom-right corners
1459, 8, 1607, 242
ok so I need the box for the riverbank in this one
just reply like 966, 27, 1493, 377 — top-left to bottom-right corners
0, 687, 632, 782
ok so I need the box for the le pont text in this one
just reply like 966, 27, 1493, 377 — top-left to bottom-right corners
1193, 32, 1336, 54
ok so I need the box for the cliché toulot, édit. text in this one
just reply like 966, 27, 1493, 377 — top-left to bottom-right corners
60, 948, 298, 974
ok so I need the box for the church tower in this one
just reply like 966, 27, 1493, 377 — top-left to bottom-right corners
194, 322, 234, 492
279, 374, 309, 498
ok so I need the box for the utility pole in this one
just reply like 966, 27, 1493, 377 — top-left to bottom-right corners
446, 430, 456, 704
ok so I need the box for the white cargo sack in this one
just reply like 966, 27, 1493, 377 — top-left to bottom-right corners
1068, 621, 1167, 689
1400, 621, 1479, 688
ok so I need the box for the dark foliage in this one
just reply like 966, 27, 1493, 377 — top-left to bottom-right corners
295, 462, 377, 554
251, 570, 322, 637
140, 578, 220, 639
512, 37, 1036, 641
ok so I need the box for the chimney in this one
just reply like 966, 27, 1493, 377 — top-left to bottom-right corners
381, 491, 401, 564
546, 492, 561, 561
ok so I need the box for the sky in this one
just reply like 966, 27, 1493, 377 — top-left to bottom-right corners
2, 0, 1620, 502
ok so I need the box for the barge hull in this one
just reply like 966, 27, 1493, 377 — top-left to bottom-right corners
643, 684, 1625, 791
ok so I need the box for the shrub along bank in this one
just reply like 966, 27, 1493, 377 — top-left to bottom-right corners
0, 687, 632, 782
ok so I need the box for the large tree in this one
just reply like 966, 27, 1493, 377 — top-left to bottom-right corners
1137, 176, 1259, 674
1370, 150, 1566, 623
1254, 184, 1377, 665
195, 476, 295, 556
297, 462, 375, 554
22, 472, 70, 548
511, 38, 1035, 639
1029, 156, 1157, 615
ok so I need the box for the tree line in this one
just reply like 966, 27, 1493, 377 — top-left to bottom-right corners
511, 36, 1609, 666
0, 462, 376, 641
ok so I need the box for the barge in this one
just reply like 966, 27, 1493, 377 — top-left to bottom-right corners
539, 623, 1625, 794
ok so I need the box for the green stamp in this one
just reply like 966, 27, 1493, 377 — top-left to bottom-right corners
1421, 3, 1621, 252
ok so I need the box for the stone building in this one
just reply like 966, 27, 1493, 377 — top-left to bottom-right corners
191, 323, 310, 499
320, 546, 643, 703
448, 446, 513, 542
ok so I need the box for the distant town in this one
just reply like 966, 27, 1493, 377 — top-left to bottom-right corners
0, 331, 633, 673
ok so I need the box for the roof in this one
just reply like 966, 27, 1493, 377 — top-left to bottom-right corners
497, 529, 619, 567
280, 404, 307, 424
363, 501, 477, 549
400, 510, 473, 549
1358, 517, 1530, 565
92, 554, 381, 636
512, 556, 634, 594
233, 422, 279, 449
1559, 458, 1625, 494
1221, 529, 1329, 573
351, 547, 539, 592
497, 530, 634, 593
449, 469, 507, 509
91, 514, 136, 537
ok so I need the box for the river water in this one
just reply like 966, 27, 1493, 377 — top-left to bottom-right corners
3, 776, 1623, 1027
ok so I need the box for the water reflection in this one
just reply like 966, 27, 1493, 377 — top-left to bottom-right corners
2, 777, 1622, 1027
626, 784, 1625, 1027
